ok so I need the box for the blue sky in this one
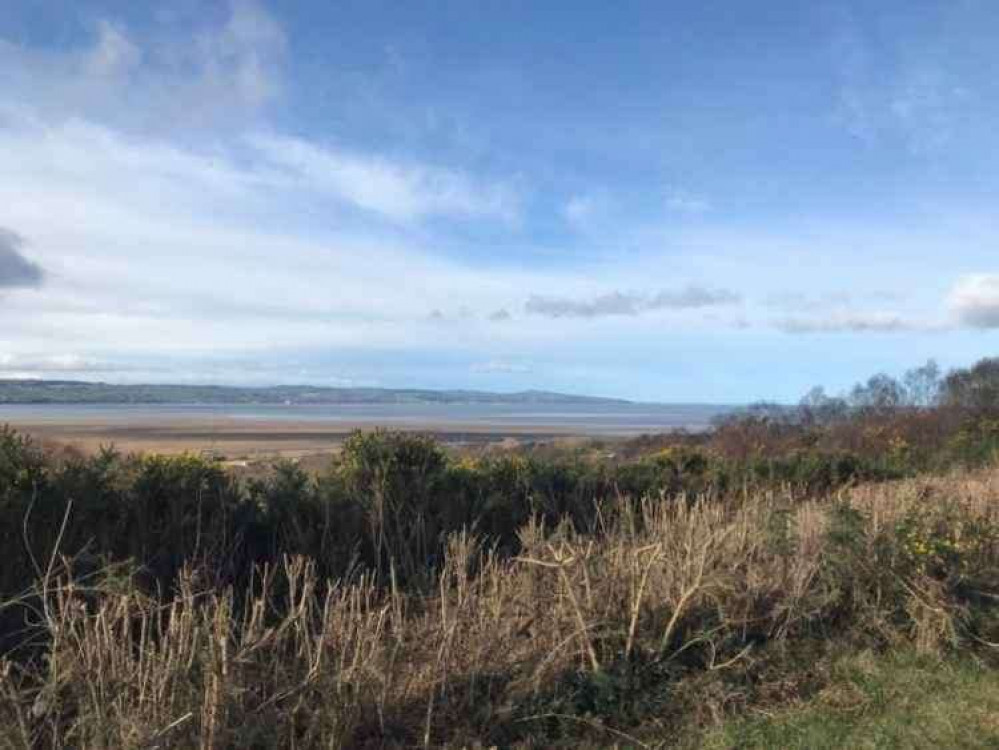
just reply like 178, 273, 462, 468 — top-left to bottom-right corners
1, 0, 998, 402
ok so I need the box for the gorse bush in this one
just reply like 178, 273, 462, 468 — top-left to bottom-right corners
0, 434, 249, 600
0, 426, 933, 614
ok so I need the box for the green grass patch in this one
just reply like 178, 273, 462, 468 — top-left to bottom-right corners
700, 651, 999, 750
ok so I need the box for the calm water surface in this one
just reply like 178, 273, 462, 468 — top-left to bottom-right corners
0, 403, 733, 435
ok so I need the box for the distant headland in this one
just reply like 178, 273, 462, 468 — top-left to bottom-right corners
0, 379, 633, 406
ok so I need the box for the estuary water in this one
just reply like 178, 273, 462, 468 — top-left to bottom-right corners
0, 402, 733, 436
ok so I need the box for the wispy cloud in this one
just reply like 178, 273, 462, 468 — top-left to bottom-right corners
648, 287, 740, 309
248, 133, 519, 223
830, 20, 975, 154
765, 290, 904, 312
488, 308, 512, 321
87, 20, 142, 77
949, 274, 999, 329
0, 0, 286, 134
470, 360, 531, 374
0, 228, 45, 290
0, 80, 558, 361
763, 287, 933, 334
888, 69, 973, 155
0, 353, 116, 374
526, 291, 637, 318
200, 0, 287, 108
525, 286, 740, 319
775, 311, 921, 334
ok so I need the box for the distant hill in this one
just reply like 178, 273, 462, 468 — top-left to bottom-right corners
0, 379, 632, 406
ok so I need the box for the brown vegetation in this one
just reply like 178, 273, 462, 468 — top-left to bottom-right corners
3, 468, 999, 749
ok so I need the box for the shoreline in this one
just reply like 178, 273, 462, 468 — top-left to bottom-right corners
2, 416, 622, 460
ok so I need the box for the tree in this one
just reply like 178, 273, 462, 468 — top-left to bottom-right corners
849, 373, 905, 414
903, 359, 942, 407
941, 357, 999, 415
799, 386, 849, 425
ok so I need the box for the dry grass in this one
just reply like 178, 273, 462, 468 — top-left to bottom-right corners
3, 470, 999, 749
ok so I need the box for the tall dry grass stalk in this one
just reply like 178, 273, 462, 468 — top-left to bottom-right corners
2, 470, 999, 748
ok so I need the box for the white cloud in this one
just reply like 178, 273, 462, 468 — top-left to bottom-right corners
247, 134, 519, 222
0, 108, 556, 376
949, 274, 999, 328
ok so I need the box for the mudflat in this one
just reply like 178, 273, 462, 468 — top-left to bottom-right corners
2, 414, 579, 459
1, 402, 724, 461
